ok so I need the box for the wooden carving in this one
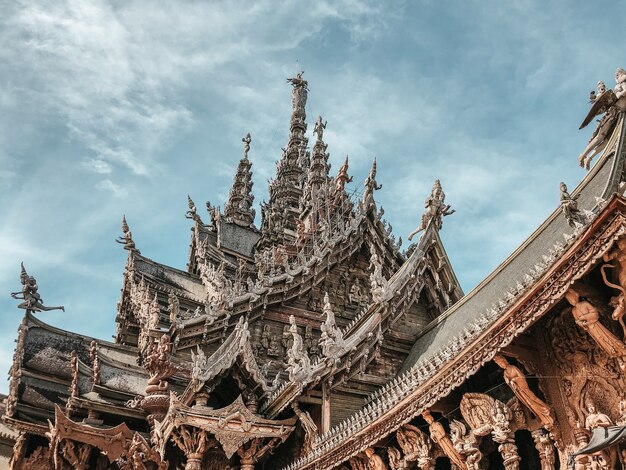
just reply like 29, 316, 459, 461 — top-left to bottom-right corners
396, 423, 433, 468
493, 354, 555, 430
422, 410, 466, 469
364, 447, 387, 470
531, 429, 556, 470
564, 285, 626, 360
548, 301, 626, 431
601, 237, 626, 339
386, 446, 408, 470
449, 420, 482, 470
459, 393, 497, 436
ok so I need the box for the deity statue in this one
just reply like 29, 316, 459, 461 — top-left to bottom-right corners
584, 400, 613, 431
422, 410, 466, 469
362, 159, 382, 210
493, 354, 555, 430
242, 133, 252, 159
565, 285, 626, 360
167, 293, 179, 325
313, 116, 327, 142
115, 215, 138, 252
559, 182, 587, 228
11, 263, 64, 314
408, 180, 455, 241
185, 195, 203, 224
578, 68, 626, 169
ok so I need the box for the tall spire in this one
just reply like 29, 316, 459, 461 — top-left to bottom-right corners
261, 72, 310, 247
301, 115, 331, 217
224, 133, 256, 227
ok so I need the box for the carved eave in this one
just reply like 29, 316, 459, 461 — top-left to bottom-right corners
50, 404, 135, 461
284, 118, 626, 469
180, 320, 271, 405
156, 393, 296, 459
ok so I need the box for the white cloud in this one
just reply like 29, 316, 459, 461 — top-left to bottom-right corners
96, 179, 127, 198
81, 158, 112, 174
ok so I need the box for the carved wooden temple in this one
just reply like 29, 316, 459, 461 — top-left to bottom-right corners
5, 68, 626, 469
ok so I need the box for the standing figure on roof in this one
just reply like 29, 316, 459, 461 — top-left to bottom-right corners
11, 263, 64, 314
408, 179, 455, 241
578, 68, 626, 170
559, 182, 588, 228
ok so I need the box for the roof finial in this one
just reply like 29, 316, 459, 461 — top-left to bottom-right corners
408, 179, 455, 241
361, 158, 382, 210
185, 195, 203, 224
116, 215, 139, 253
10, 264, 65, 314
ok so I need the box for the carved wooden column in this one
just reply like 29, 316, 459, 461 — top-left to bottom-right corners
531, 429, 555, 470
237, 437, 282, 470
492, 402, 521, 470
170, 426, 212, 470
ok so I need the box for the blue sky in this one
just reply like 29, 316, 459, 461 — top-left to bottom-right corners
0, 0, 624, 393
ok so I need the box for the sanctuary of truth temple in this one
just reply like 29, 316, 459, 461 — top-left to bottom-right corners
7, 68, 626, 469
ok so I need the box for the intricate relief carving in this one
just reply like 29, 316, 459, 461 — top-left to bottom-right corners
449, 420, 482, 470
396, 423, 433, 468
548, 304, 626, 431
601, 237, 626, 340
387, 446, 408, 470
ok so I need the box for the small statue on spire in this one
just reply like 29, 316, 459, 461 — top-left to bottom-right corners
185, 195, 203, 224
287, 71, 308, 90
115, 215, 139, 253
408, 180, 455, 241
242, 133, 252, 160
362, 158, 382, 210
313, 116, 327, 142
11, 263, 65, 314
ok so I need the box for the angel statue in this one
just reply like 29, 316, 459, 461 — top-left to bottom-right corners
11, 263, 64, 314
408, 179, 455, 241
578, 68, 626, 170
